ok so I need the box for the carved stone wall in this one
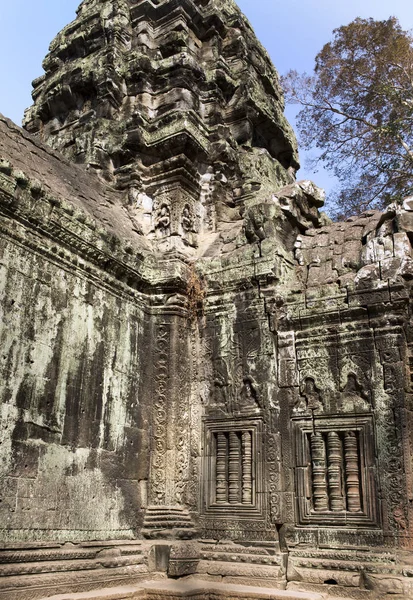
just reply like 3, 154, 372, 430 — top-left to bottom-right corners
1, 0, 413, 596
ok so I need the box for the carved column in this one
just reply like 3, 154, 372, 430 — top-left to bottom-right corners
242, 431, 253, 504
311, 432, 329, 511
327, 432, 345, 511
216, 433, 228, 504
229, 432, 241, 504
151, 324, 169, 505
344, 431, 362, 512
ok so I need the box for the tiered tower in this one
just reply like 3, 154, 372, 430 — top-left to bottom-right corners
24, 0, 298, 252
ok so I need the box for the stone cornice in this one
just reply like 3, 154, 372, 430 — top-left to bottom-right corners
0, 172, 191, 303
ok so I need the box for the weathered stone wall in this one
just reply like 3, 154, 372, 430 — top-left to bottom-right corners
3, 0, 413, 595
0, 232, 149, 542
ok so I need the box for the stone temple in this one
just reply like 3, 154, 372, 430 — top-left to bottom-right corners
1, 1, 413, 598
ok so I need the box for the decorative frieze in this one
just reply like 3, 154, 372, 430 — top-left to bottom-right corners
151, 324, 170, 505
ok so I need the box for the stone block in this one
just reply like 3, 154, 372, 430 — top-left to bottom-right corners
168, 542, 200, 577
9, 442, 41, 479
148, 544, 171, 572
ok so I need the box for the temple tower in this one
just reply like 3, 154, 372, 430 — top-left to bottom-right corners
24, 0, 299, 253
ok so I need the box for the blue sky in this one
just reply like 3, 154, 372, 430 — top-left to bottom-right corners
1, 0, 413, 198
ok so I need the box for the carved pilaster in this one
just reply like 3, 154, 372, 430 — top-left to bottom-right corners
151, 324, 169, 505
327, 432, 345, 511
216, 433, 229, 504
229, 432, 241, 504
344, 431, 362, 512
311, 433, 329, 511
242, 431, 253, 504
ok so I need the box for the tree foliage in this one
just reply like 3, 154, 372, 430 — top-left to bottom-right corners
282, 17, 413, 218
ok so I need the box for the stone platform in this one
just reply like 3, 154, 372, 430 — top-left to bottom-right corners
38, 579, 335, 600
2, 540, 413, 599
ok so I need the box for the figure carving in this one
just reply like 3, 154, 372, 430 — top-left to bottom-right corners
296, 377, 323, 412
339, 373, 370, 413
155, 204, 171, 237
181, 204, 194, 233
211, 360, 233, 413
236, 377, 260, 412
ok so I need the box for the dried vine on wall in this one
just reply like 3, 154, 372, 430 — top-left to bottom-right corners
186, 264, 207, 320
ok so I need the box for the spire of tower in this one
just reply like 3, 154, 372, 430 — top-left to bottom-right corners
24, 0, 300, 252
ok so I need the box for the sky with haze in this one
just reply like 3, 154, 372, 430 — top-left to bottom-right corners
1, 0, 413, 202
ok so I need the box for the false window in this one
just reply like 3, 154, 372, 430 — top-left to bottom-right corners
294, 415, 378, 526
202, 418, 264, 518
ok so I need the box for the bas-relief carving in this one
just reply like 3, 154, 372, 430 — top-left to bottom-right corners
127, 186, 154, 235
211, 358, 233, 414
181, 204, 195, 233
3, 0, 413, 594
154, 203, 171, 239
295, 373, 372, 416
237, 377, 260, 412
209, 362, 261, 416
338, 372, 371, 413
151, 325, 170, 506
174, 323, 191, 505
295, 377, 323, 413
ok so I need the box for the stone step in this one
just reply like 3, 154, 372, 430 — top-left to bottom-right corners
290, 556, 403, 574
144, 507, 189, 514
143, 516, 193, 524
38, 586, 141, 600
142, 521, 193, 528
38, 578, 332, 600
0, 555, 144, 577
0, 545, 144, 565
144, 512, 192, 519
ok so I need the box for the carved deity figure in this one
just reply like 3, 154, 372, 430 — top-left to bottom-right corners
296, 377, 323, 412
339, 373, 370, 413
155, 204, 171, 237
237, 377, 260, 412
210, 360, 233, 413
181, 205, 194, 233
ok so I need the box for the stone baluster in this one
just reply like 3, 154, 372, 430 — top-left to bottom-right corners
229, 431, 242, 503
327, 432, 345, 511
344, 431, 362, 512
216, 433, 228, 503
310, 432, 329, 511
242, 431, 252, 504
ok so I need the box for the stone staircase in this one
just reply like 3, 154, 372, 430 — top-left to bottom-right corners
3, 540, 413, 599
